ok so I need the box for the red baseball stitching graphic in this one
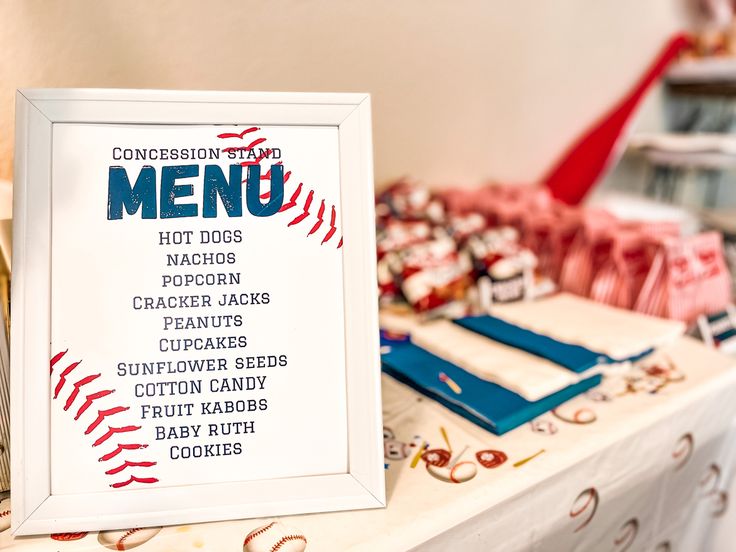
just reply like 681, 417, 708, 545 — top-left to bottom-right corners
118, 527, 143, 546
50, 350, 159, 489
308, 200, 326, 236
85, 406, 130, 435
242, 149, 273, 167
50, 349, 68, 373
272, 534, 307, 552
570, 487, 599, 532
217, 127, 259, 140
322, 205, 337, 245
75, 389, 114, 420
279, 182, 303, 212
259, 165, 292, 200
64, 373, 100, 411
222, 137, 267, 154
110, 475, 160, 489
98, 443, 149, 462
93, 425, 142, 447
288, 190, 314, 227
104, 460, 157, 475
243, 522, 277, 546
217, 128, 343, 247
614, 518, 639, 551
53, 360, 82, 398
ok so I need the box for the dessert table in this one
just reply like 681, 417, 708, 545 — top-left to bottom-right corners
1, 337, 735, 551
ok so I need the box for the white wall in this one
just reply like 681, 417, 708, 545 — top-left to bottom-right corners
0, 0, 687, 187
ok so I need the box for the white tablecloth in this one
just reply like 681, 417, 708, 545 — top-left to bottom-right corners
2, 337, 735, 551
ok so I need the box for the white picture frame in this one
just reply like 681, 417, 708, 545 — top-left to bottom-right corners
11, 89, 384, 535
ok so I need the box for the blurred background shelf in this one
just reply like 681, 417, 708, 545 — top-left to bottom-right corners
701, 207, 736, 235
667, 58, 736, 96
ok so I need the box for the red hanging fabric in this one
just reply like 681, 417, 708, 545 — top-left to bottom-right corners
543, 33, 692, 205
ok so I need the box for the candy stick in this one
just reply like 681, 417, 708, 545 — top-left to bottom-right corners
513, 448, 546, 467
439, 372, 462, 394
440, 426, 452, 452
410, 441, 427, 468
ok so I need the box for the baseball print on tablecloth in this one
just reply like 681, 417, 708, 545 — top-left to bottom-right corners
243, 521, 307, 552
49, 124, 348, 494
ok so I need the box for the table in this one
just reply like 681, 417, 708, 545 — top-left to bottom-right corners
1, 337, 735, 551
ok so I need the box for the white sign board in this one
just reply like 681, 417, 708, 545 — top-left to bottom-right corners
11, 89, 384, 535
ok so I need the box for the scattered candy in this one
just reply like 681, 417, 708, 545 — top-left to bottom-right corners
513, 448, 546, 467
439, 372, 462, 394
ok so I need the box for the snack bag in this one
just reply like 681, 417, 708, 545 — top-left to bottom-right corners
635, 232, 732, 322
378, 180, 444, 223
376, 219, 432, 260
665, 232, 732, 322
445, 212, 488, 245
395, 238, 473, 314
590, 222, 678, 309
466, 227, 537, 303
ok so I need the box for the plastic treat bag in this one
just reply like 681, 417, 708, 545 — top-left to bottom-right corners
666, 232, 733, 322
635, 232, 732, 322
513, 201, 579, 280
378, 180, 445, 224
376, 219, 432, 260
546, 206, 583, 281
394, 237, 474, 315
590, 230, 650, 309
589, 222, 679, 310
445, 212, 488, 246
559, 209, 619, 297
466, 227, 537, 303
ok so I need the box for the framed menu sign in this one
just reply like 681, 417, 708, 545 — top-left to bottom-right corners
10, 89, 384, 535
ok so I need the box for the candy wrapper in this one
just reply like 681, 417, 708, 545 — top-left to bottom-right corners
445, 212, 488, 246
376, 219, 432, 260
392, 237, 474, 316
467, 227, 538, 304
377, 180, 444, 224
